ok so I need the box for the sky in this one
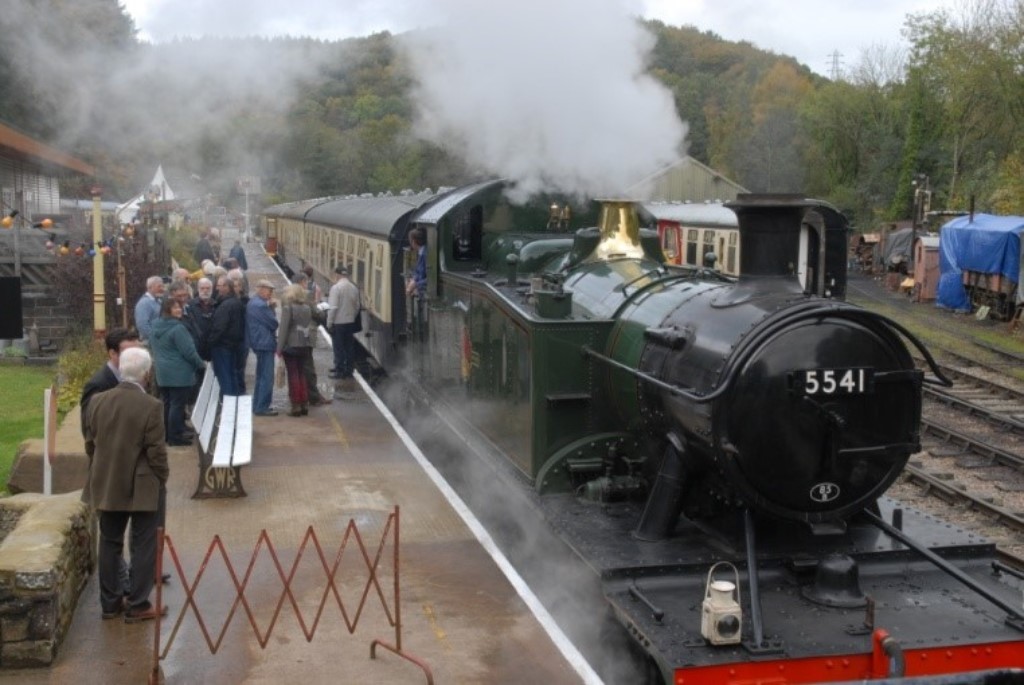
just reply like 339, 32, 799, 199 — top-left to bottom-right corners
121, 0, 949, 77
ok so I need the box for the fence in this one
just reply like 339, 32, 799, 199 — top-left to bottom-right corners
149, 505, 432, 684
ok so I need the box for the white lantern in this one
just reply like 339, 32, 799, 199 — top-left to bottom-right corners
701, 562, 742, 645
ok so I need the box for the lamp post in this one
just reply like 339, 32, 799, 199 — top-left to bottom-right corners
91, 185, 106, 339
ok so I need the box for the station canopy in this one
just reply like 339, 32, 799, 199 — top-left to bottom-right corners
937, 213, 1024, 311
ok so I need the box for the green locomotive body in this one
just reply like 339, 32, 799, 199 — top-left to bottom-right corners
265, 181, 1024, 685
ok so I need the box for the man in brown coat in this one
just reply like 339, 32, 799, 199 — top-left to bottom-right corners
83, 347, 169, 623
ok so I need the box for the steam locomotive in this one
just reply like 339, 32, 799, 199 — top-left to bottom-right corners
263, 181, 1024, 684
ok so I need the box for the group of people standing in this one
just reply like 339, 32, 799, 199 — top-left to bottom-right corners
77, 229, 374, 625
260, 263, 360, 416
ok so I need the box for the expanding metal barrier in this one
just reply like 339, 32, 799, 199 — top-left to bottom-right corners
149, 505, 432, 684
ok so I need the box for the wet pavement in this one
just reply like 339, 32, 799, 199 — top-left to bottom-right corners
6, 231, 583, 685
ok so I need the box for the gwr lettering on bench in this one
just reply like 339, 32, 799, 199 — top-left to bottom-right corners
190, 364, 253, 499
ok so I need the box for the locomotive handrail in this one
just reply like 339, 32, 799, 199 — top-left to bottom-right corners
717, 303, 953, 403
586, 302, 952, 406
581, 346, 714, 402
618, 267, 666, 295
831, 309, 953, 388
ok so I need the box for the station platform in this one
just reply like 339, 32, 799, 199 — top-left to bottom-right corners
8, 233, 587, 684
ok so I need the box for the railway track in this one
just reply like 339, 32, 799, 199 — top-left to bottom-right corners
921, 419, 1024, 473
845, 277, 1024, 563
918, 357, 1024, 405
939, 345, 1024, 375
996, 548, 1024, 575
901, 465, 1024, 535
974, 340, 1024, 365
924, 386, 1024, 436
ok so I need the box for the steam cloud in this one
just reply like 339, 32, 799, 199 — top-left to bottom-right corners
0, 0, 337, 199
400, 0, 688, 201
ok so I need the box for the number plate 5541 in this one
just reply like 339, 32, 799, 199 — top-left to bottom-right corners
792, 368, 874, 396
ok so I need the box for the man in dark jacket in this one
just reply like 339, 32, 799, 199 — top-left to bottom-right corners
228, 239, 248, 270
209, 276, 246, 395
83, 347, 169, 623
193, 230, 217, 265
186, 277, 216, 361
81, 327, 141, 436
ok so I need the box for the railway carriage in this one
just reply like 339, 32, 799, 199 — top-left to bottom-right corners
640, 201, 741, 274
265, 181, 1024, 684
262, 191, 438, 369
640, 200, 850, 298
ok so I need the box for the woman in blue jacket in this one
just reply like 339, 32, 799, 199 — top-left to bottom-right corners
150, 297, 206, 446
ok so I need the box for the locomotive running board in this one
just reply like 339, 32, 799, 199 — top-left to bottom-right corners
866, 510, 1024, 631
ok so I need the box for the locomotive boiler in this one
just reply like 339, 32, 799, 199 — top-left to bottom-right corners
556, 197, 927, 535
266, 181, 1024, 684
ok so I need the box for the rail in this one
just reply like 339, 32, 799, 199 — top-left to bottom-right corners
921, 418, 1024, 473
902, 465, 1024, 535
924, 387, 1024, 436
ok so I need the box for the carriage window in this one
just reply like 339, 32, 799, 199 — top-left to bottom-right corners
686, 229, 698, 265
453, 204, 483, 261
727, 232, 738, 273
357, 238, 369, 288
702, 230, 715, 267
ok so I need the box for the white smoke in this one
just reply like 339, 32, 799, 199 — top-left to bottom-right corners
399, 0, 688, 201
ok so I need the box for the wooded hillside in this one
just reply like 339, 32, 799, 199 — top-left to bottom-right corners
1, 0, 1020, 228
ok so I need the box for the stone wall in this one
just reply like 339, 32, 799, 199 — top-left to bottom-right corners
0, 493, 94, 668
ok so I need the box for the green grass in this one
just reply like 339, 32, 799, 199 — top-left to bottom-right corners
0, 365, 58, 492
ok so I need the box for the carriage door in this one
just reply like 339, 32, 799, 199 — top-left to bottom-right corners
659, 221, 681, 264
797, 215, 825, 295
265, 217, 278, 254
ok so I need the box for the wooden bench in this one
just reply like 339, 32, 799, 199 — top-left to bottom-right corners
190, 364, 253, 499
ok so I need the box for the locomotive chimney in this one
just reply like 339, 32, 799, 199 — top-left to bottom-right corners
590, 200, 644, 261
726, 194, 810, 281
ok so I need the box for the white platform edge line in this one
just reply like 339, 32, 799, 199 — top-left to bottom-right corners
356, 371, 603, 685
262, 236, 600, 683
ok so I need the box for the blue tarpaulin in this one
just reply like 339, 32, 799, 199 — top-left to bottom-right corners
937, 213, 1024, 311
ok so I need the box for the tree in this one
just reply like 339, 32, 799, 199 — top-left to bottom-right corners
739, 62, 814, 191
903, 2, 1018, 210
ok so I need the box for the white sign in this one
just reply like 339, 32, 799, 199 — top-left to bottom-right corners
236, 176, 261, 195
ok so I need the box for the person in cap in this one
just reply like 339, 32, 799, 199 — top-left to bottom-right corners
246, 279, 279, 416
326, 265, 360, 388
